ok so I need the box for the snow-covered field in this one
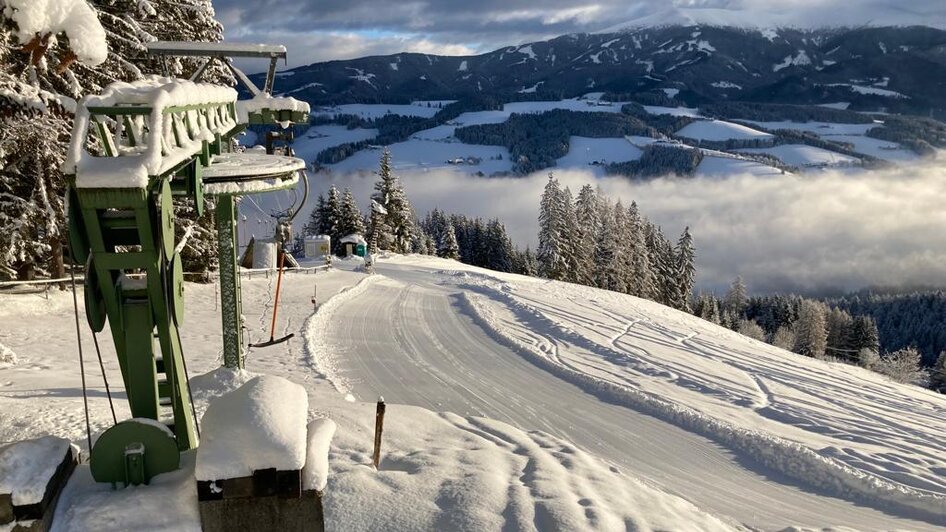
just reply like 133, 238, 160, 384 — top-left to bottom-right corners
292, 125, 378, 164
312, 103, 443, 119
2, 255, 946, 529
696, 155, 785, 177
556, 136, 643, 175
676, 120, 774, 142
328, 139, 512, 174
738, 144, 861, 167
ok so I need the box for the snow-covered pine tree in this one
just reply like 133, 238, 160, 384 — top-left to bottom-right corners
573, 184, 599, 285
559, 187, 582, 284
537, 174, 567, 280
337, 188, 365, 241
794, 299, 829, 358
599, 200, 628, 293
626, 202, 655, 300
675, 227, 695, 312
440, 222, 460, 260
652, 227, 682, 308
485, 219, 514, 273
695, 294, 721, 324
825, 307, 854, 360
305, 195, 326, 236
0, 0, 230, 279
370, 149, 414, 253
849, 315, 881, 355
324, 185, 342, 241
725, 276, 748, 318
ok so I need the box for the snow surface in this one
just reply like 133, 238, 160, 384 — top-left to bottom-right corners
4, 0, 107, 66
826, 134, 921, 162
302, 418, 336, 491
195, 375, 309, 481
0, 435, 72, 505
743, 120, 875, 136
3, 258, 946, 530
0, 341, 16, 368
677, 120, 774, 141
738, 144, 860, 167
696, 155, 784, 177
329, 140, 512, 175
313, 104, 440, 119
556, 136, 642, 175
642, 105, 702, 117
291, 125, 378, 163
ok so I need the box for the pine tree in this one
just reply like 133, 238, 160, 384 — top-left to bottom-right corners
370, 149, 414, 253
695, 294, 721, 324
794, 299, 828, 358
440, 223, 459, 260
725, 276, 748, 317
596, 200, 627, 293
929, 352, 946, 392
537, 174, 567, 280
826, 307, 855, 360
336, 188, 364, 247
306, 195, 326, 236
626, 202, 655, 299
849, 315, 881, 355
675, 227, 695, 312
485, 219, 514, 273
573, 184, 599, 285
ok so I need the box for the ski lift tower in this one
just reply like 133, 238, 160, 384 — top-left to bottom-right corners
63, 42, 310, 487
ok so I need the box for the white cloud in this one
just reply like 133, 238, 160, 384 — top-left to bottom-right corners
274, 156, 946, 296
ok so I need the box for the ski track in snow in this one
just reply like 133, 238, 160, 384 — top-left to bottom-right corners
319, 256, 946, 529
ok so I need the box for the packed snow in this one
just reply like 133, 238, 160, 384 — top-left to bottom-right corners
195, 375, 309, 481
676, 120, 774, 142
0, 340, 16, 368
302, 418, 336, 491
0, 435, 73, 505
3, 255, 946, 530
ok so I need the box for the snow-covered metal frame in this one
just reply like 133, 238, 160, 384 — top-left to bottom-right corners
146, 41, 287, 96
62, 76, 307, 485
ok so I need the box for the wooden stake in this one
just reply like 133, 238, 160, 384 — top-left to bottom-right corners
372, 397, 386, 469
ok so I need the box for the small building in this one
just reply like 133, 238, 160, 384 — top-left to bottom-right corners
304, 234, 331, 259
339, 234, 367, 257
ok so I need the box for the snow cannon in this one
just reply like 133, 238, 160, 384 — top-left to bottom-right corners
62, 45, 310, 488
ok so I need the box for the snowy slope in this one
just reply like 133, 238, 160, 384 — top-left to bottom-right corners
676, 120, 774, 142
3, 255, 946, 529
0, 268, 741, 531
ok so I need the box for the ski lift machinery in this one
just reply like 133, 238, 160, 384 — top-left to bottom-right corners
63, 41, 310, 487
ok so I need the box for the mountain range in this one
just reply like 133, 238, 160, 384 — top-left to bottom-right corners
256, 25, 946, 118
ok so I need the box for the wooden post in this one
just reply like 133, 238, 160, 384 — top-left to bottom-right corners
372, 397, 385, 469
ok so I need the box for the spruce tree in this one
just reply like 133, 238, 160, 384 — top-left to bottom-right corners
626, 202, 655, 299
675, 227, 695, 312
794, 299, 829, 358
537, 174, 567, 280
306, 195, 326, 236
440, 223, 460, 260
849, 316, 881, 355
725, 276, 748, 318
336, 188, 365, 248
929, 352, 946, 392
370, 149, 414, 253
573, 184, 599, 285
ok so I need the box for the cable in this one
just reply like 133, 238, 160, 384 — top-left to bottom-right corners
68, 248, 94, 454
91, 332, 117, 425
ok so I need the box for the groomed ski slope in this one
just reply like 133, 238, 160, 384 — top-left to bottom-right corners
318, 255, 946, 530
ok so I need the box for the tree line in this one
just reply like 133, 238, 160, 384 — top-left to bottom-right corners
695, 277, 946, 389
537, 175, 695, 311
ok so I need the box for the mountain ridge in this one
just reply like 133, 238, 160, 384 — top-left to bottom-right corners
256, 25, 946, 118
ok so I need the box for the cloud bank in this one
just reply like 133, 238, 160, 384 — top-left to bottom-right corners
266, 157, 946, 295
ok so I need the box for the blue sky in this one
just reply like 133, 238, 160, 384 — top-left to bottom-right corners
214, 0, 946, 69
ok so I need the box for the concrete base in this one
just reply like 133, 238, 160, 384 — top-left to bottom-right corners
0, 440, 77, 532
198, 489, 324, 532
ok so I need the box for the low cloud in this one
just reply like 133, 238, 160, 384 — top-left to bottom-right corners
251, 157, 946, 295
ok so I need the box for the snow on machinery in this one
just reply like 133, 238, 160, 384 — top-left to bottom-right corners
61, 42, 310, 490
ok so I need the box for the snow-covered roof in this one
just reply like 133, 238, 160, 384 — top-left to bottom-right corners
235, 93, 311, 125
147, 41, 287, 58
340, 234, 367, 245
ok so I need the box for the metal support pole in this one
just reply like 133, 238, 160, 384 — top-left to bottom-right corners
216, 195, 244, 369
